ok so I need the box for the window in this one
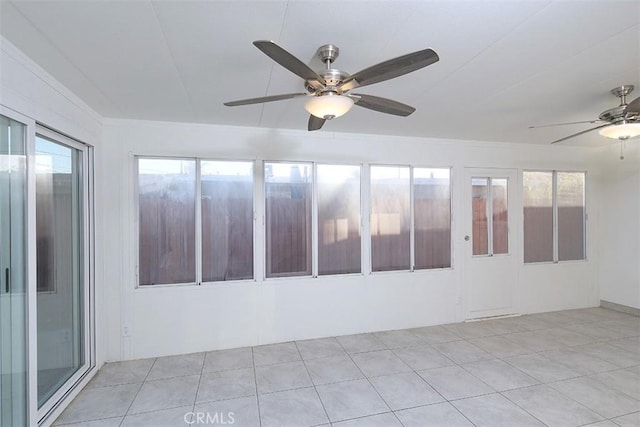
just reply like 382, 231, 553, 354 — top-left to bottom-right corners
523, 172, 553, 262
523, 171, 586, 263
264, 162, 362, 278
557, 172, 586, 261
264, 162, 313, 278
317, 164, 361, 275
138, 158, 196, 285
471, 177, 509, 257
414, 168, 451, 269
35, 129, 92, 412
371, 166, 411, 271
137, 158, 255, 285
371, 166, 452, 272
201, 161, 253, 281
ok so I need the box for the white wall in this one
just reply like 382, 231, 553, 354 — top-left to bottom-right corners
1, 33, 619, 367
1, 36, 104, 424
1, 37, 104, 364
596, 141, 640, 309
101, 119, 601, 361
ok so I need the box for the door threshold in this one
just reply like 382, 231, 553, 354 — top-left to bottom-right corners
465, 313, 520, 322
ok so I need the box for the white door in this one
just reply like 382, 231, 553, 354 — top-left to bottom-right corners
464, 168, 518, 319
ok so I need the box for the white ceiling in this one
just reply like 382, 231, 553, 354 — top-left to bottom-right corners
1, 0, 639, 145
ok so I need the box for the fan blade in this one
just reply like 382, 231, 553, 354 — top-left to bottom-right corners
224, 93, 307, 107
253, 40, 325, 89
308, 115, 326, 131
529, 119, 602, 129
351, 94, 416, 116
550, 124, 610, 144
625, 96, 640, 115
340, 48, 439, 91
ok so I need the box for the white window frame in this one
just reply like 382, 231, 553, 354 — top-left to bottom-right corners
263, 161, 364, 280
370, 164, 454, 274
199, 158, 256, 285
135, 156, 257, 287
523, 169, 587, 264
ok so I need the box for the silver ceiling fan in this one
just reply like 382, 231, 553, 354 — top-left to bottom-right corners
530, 85, 640, 144
224, 41, 439, 131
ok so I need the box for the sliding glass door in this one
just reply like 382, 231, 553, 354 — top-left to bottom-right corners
35, 130, 90, 412
0, 114, 28, 426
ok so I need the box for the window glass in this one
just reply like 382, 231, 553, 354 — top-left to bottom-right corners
35, 135, 85, 406
492, 178, 509, 255
317, 164, 361, 275
414, 168, 451, 269
201, 161, 253, 282
138, 158, 196, 285
472, 178, 489, 256
523, 171, 553, 263
557, 172, 585, 261
265, 162, 312, 278
370, 166, 410, 271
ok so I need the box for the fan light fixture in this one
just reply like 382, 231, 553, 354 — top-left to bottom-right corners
305, 93, 354, 120
598, 122, 640, 140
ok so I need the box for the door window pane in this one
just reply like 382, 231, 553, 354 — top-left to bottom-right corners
35, 135, 84, 407
414, 168, 451, 269
472, 178, 489, 256
523, 172, 553, 263
138, 158, 196, 285
201, 161, 253, 282
557, 172, 585, 261
1, 116, 27, 425
317, 164, 361, 275
492, 178, 508, 255
370, 166, 410, 271
265, 162, 312, 278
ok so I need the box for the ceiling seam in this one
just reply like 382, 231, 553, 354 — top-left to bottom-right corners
8, 1, 124, 117
149, 1, 197, 119
477, 22, 640, 108
413, 0, 553, 101
258, 0, 290, 127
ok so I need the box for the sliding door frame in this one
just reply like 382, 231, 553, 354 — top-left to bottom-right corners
1, 106, 36, 426
33, 125, 96, 424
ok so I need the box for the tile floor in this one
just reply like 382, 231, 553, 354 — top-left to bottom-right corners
53, 308, 640, 427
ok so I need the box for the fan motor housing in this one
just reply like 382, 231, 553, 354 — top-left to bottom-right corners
599, 105, 626, 123
305, 69, 351, 94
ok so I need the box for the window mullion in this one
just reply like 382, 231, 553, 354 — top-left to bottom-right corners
487, 177, 494, 256
362, 164, 371, 275
552, 171, 558, 263
409, 167, 415, 271
195, 159, 202, 285
312, 163, 318, 278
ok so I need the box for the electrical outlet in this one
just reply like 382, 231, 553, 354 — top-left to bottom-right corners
122, 323, 131, 337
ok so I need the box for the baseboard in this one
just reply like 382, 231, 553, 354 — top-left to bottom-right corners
600, 300, 640, 317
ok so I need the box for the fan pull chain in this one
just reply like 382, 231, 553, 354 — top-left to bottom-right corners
620, 139, 625, 160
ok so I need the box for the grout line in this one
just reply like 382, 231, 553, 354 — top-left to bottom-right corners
64, 310, 637, 426
189, 352, 207, 423
118, 357, 158, 426
251, 347, 263, 427
293, 340, 332, 425
331, 336, 405, 425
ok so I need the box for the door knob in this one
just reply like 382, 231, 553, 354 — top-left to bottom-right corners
464, 235, 470, 241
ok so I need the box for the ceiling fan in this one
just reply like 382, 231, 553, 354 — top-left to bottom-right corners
224, 41, 439, 131
530, 85, 640, 144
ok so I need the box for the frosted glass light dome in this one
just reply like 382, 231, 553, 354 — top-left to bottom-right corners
598, 122, 640, 140
305, 93, 354, 119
